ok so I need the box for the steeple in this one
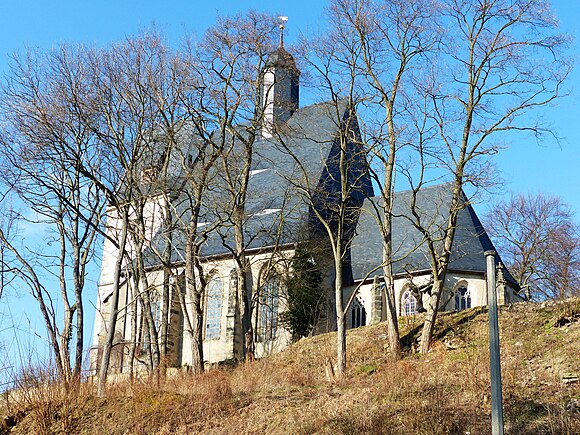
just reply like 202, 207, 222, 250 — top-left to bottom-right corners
278, 15, 286, 49
261, 17, 300, 138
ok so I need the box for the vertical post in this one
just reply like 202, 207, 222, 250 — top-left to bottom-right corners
485, 250, 504, 435
369, 275, 383, 325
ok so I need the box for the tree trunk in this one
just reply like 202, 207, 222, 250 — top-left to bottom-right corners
189, 289, 204, 374
133, 243, 160, 370
57, 224, 73, 384
335, 255, 346, 376
383, 264, 401, 359
233, 206, 254, 361
72, 239, 85, 382
159, 198, 173, 360
128, 275, 138, 382
98, 211, 129, 397
419, 278, 443, 354
382, 102, 401, 360
184, 229, 205, 374
418, 179, 463, 354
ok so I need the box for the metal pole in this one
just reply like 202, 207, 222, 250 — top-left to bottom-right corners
485, 250, 504, 435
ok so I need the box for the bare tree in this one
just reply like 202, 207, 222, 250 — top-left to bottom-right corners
0, 30, 194, 392
404, 0, 570, 353
278, 103, 371, 376
0, 45, 106, 386
329, 0, 441, 359
86, 32, 197, 389
161, 128, 224, 374
485, 192, 580, 300
95, 13, 284, 374
274, 22, 374, 373
188, 12, 280, 361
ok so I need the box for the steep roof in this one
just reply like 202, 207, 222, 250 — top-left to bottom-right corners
349, 184, 519, 288
265, 46, 298, 69
142, 101, 354, 267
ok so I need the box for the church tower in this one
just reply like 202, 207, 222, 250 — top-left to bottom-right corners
261, 19, 300, 138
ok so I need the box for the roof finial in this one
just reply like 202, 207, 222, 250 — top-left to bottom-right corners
278, 16, 288, 48
496, 262, 506, 285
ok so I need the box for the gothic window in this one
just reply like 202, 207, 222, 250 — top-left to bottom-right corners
455, 285, 471, 311
401, 290, 418, 316
205, 275, 223, 340
140, 289, 162, 357
350, 298, 366, 328
259, 272, 280, 341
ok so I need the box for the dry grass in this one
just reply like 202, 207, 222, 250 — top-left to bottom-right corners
1, 299, 579, 434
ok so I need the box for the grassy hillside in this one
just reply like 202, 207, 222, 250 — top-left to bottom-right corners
2, 299, 579, 434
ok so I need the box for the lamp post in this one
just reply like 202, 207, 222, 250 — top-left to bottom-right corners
485, 250, 504, 435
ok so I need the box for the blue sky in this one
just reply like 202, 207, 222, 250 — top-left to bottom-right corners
0, 0, 577, 210
0, 0, 332, 387
0, 0, 578, 384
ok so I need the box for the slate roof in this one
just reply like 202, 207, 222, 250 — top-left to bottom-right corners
142, 100, 351, 267
349, 184, 519, 288
139, 104, 512, 291
265, 46, 298, 69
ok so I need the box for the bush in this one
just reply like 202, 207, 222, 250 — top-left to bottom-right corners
280, 249, 324, 341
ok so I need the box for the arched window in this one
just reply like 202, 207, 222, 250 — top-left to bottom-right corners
142, 288, 162, 355
401, 290, 418, 316
350, 297, 366, 328
205, 276, 223, 340
455, 285, 471, 311
259, 272, 280, 341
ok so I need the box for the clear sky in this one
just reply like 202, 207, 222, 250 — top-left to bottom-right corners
1, 0, 575, 210
0, 0, 578, 384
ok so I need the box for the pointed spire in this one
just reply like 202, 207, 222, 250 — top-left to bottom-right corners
261, 17, 299, 138
278, 16, 288, 49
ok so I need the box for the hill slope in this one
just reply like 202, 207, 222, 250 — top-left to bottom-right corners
2, 299, 579, 434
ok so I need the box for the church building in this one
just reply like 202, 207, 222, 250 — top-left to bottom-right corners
90, 41, 522, 374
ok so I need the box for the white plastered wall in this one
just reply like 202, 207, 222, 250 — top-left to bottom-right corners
178, 248, 295, 365
92, 183, 298, 371
344, 271, 489, 328
91, 194, 171, 372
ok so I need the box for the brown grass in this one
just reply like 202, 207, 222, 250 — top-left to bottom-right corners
1, 299, 579, 434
